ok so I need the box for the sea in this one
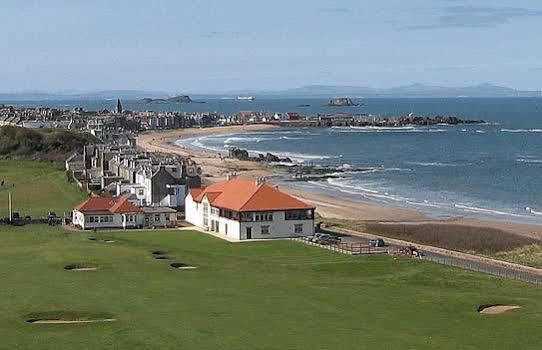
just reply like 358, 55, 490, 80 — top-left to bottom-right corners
5, 97, 542, 224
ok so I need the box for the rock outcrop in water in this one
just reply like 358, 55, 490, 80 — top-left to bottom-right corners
228, 147, 292, 163
328, 97, 358, 106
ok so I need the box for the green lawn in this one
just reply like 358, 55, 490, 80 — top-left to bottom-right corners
0, 160, 87, 217
1, 224, 541, 349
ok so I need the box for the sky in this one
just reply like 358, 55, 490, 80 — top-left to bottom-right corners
1, 0, 542, 93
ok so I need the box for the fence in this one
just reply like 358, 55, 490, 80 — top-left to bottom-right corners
291, 235, 542, 285
422, 252, 542, 285
290, 237, 387, 255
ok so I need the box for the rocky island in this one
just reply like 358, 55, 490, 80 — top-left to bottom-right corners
328, 97, 359, 106
140, 95, 198, 104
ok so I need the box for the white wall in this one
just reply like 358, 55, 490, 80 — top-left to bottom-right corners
73, 210, 142, 230
239, 211, 314, 240
184, 194, 314, 241
185, 193, 204, 227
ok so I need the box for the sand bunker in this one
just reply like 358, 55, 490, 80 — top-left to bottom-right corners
28, 318, 116, 324
152, 251, 171, 259
478, 305, 521, 314
170, 263, 197, 270
154, 255, 171, 260
64, 264, 97, 271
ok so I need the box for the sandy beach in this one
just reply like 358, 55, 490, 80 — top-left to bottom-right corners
137, 125, 542, 239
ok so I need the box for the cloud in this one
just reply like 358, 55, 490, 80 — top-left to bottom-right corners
406, 6, 542, 30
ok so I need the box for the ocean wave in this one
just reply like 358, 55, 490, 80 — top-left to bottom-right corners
516, 158, 542, 164
189, 137, 226, 153
501, 128, 542, 133
223, 135, 305, 144
406, 161, 467, 167
223, 135, 306, 144
526, 207, 542, 216
454, 204, 531, 218
247, 150, 340, 163
475, 130, 486, 134
331, 126, 447, 133
324, 178, 413, 204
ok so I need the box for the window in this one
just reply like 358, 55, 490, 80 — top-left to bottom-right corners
261, 225, 270, 235
89, 216, 94, 223
285, 210, 313, 220
138, 189, 144, 196
225, 224, 228, 235
294, 224, 303, 234
241, 212, 253, 222
154, 214, 160, 222
254, 212, 273, 221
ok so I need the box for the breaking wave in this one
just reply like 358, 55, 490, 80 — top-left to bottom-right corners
454, 204, 531, 219
331, 126, 447, 133
406, 161, 468, 167
501, 128, 542, 133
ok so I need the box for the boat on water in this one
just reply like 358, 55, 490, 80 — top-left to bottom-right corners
237, 96, 255, 101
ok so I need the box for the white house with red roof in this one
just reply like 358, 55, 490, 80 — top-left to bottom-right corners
73, 196, 177, 230
185, 178, 315, 240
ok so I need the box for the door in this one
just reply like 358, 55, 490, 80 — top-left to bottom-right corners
246, 227, 252, 239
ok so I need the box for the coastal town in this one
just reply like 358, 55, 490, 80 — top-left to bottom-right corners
3, 1, 542, 348
0, 97, 485, 132
0, 98, 487, 234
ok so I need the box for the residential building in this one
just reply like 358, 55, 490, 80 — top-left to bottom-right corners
185, 178, 315, 240
72, 196, 178, 230
73, 196, 142, 230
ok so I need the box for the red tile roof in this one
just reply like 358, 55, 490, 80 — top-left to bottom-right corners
74, 196, 141, 213
189, 179, 315, 212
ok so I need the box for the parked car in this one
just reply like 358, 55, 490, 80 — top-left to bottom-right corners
369, 239, 386, 247
315, 233, 340, 245
309, 233, 324, 243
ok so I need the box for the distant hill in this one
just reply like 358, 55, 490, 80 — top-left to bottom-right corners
0, 126, 99, 162
260, 83, 542, 98
0, 90, 169, 101
1, 84, 541, 101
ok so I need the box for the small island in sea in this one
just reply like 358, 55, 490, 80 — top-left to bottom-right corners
139, 95, 203, 104
328, 97, 359, 106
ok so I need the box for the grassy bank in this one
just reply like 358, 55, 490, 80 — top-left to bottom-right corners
0, 125, 98, 162
322, 218, 542, 267
0, 224, 541, 349
0, 160, 86, 217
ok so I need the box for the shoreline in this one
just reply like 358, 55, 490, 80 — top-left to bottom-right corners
136, 125, 542, 239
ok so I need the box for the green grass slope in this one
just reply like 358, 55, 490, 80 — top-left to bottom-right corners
0, 125, 98, 162
0, 225, 541, 349
0, 160, 86, 217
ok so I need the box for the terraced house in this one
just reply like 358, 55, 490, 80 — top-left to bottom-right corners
185, 178, 315, 240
